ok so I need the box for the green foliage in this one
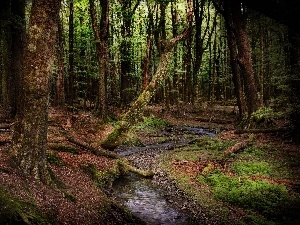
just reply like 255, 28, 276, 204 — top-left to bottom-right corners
250, 107, 277, 128
232, 161, 271, 176
49, 144, 79, 154
205, 170, 291, 214
0, 187, 50, 225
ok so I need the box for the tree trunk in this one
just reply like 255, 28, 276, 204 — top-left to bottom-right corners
101, 28, 192, 150
230, 0, 261, 115
68, 0, 75, 107
54, 18, 65, 108
288, 27, 300, 143
1, 0, 12, 117
171, 1, 179, 106
120, 0, 141, 106
10, 0, 61, 183
142, 4, 153, 90
89, 0, 109, 119
223, 2, 246, 118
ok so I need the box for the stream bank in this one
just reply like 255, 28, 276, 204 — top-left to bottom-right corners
111, 126, 217, 224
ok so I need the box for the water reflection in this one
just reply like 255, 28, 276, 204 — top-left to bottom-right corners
112, 173, 190, 225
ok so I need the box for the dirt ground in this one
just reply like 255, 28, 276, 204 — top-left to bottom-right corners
0, 104, 299, 224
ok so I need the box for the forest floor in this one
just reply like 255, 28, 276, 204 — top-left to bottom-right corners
0, 103, 299, 224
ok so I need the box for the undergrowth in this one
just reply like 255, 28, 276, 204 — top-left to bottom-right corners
205, 170, 292, 215
160, 136, 300, 224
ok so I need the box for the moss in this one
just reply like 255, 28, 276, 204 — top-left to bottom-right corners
0, 187, 51, 225
62, 191, 77, 203
80, 162, 120, 188
49, 144, 79, 154
46, 152, 63, 166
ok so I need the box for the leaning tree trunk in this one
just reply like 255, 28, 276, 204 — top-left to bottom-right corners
101, 28, 192, 150
10, 0, 61, 183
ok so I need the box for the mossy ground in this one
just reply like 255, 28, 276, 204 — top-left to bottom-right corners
159, 134, 300, 224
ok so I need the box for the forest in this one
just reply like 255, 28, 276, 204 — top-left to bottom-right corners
0, 0, 299, 224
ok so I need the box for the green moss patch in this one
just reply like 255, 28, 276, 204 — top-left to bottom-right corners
159, 137, 300, 224
0, 187, 51, 225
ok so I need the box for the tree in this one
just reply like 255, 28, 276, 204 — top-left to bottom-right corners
68, 0, 75, 107
101, 27, 192, 150
119, 0, 141, 106
54, 17, 66, 108
0, 0, 25, 118
89, 0, 109, 119
10, 0, 61, 183
213, 0, 261, 116
223, 1, 246, 117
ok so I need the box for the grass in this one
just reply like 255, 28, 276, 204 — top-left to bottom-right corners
159, 136, 300, 224
205, 170, 291, 214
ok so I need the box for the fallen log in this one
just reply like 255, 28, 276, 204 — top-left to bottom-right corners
223, 141, 249, 157
234, 127, 291, 134
66, 136, 118, 159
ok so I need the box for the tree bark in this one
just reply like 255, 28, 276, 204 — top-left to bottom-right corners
54, 18, 65, 108
223, 2, 246, 118
230, 0, 261, 115
101, 28, 192, 150
89, 0, 109, 119
288, 28, 300, 143
120, 0, 141, 106
10, 0, 61, 183
68, 0, 75, 107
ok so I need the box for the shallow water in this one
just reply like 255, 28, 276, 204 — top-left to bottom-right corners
112, 173, 191, 225
112, 126, 215, 224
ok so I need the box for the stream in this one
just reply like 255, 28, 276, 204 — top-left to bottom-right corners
111, 126, 216, 225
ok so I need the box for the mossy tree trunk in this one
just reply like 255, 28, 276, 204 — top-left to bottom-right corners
100, 28, 192, 150
10, 0, 61, 183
